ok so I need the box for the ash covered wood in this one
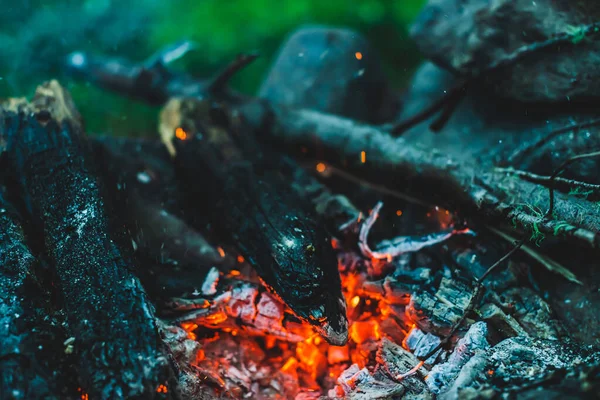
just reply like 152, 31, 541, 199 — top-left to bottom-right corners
1, 82, 178, 399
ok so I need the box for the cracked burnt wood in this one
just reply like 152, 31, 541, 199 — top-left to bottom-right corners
65, 50, 600, 252
0, 81, 179, 399
159, 98, 349, 345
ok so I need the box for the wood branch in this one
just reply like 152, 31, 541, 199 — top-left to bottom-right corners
0, 82, 179, 399
66, 52, 600, 250
245, 103, 600, 249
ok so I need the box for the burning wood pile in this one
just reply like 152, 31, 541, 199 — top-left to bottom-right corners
2, 1, 600, 399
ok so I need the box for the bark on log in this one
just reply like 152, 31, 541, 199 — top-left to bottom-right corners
0, 81, 179, 399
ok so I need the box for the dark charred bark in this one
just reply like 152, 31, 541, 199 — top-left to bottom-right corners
0, 82, 179, 399
159, 99, 349, 345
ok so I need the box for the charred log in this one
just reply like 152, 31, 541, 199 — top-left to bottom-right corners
159, 98, 349, 345
0, 82, 179, 399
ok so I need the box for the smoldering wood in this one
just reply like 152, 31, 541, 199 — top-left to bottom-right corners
65, 50, 600, 252
164, 274, 309, 343
0, 82, 179, 399
160, 98, 349, 345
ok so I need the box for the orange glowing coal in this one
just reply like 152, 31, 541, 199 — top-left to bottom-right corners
177, 245, 419, 397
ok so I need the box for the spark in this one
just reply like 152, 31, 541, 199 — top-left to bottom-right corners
316, 162, 327, 173
355, 52, 363, 60
360, 151, 366, 163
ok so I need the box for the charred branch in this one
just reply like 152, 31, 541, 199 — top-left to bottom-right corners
159, 98, 349, 345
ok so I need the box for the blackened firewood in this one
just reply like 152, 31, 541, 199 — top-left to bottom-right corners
1, 82, 179, 399
159, 99, 349, 345
0, 190, 65, 399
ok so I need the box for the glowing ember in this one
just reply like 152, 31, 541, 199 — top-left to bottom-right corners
316, 162, 327, 173
156, 384, 168, 393
175, 127, 187, 140
355, 52, 363, 60
171, 222, 452, 397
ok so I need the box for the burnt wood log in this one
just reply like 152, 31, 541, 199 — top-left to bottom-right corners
65, 51, 600, 251
0, 82, 179, 399
159, 99, 349, 345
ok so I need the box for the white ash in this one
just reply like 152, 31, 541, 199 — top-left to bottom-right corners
201, 267, 219, 295
426, 321, 490, 395
403, 328, 444, 365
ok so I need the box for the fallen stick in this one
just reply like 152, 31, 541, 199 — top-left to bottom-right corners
1, 82, 179, 399
251, 103, 600, 249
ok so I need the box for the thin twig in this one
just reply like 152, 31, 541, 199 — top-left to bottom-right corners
417, 237, 526, 363
546, 151, 600, 217
207, 53, 259, 94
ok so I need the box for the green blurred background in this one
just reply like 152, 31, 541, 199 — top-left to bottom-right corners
0, 0, 425, 136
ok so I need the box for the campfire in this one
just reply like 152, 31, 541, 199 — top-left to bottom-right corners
158, 195, 469, 399
2, 3, 600, 399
